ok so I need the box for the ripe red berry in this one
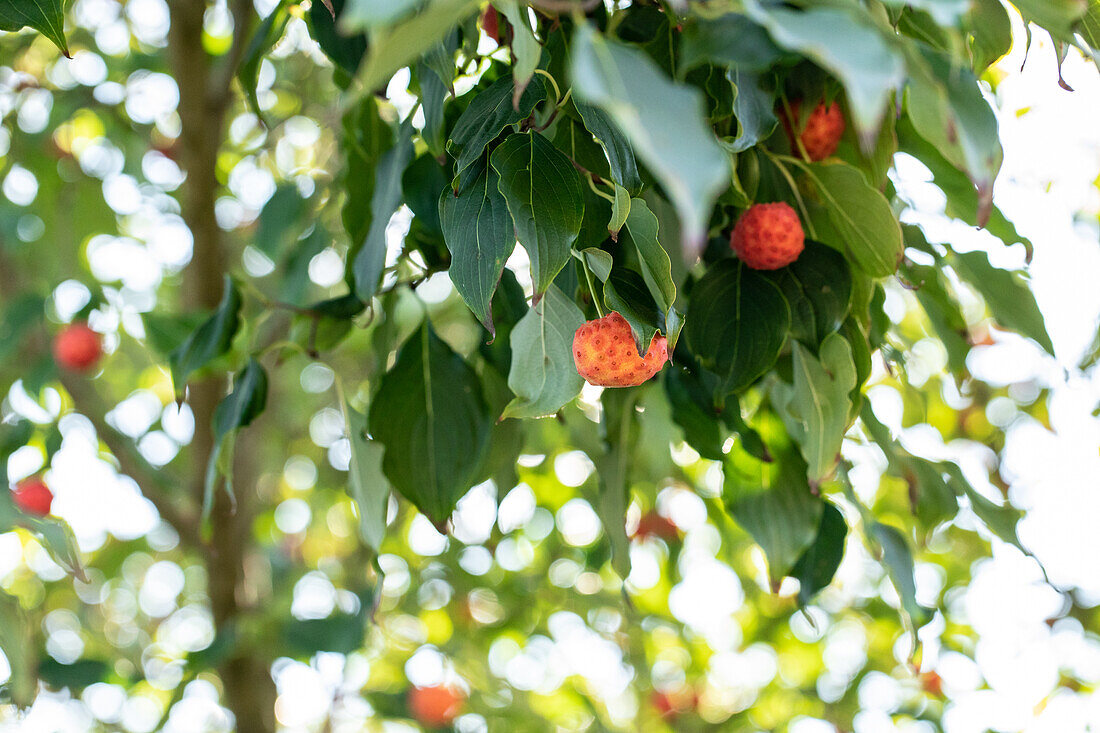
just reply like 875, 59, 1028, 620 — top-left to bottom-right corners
11, 477, 53, 516
53, 321, 103, 372
730, 202, 805, 270
633, 510, 679, 542
408, 684, 465, 729
573, 312, 668, 388
781, 99, 846, 161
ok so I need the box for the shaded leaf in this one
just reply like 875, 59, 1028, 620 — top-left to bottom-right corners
766, 240, 852, 348
789, 502, 847, 604
344, 404, 390, 553
204, 358, 268, 516
679, 13, 784, 73
951, 249, 1054, 356
447, 74, 547, 182
237, 0, 291, 121
0, 0, 70, 57
574, 102, 643, 194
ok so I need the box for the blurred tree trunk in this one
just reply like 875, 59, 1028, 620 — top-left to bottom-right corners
167, 3, 276, 732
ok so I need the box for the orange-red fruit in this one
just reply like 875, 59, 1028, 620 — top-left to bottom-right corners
782, 100, 846, 161
573, 312, 668, 387
12, 478, 53, 516
408, 685, 465, 728
53, 321, 102, 372
633, 510, 679, 542
730, 202, 805, 270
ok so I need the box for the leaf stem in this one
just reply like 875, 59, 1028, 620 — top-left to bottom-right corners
761, 149, 818, 240
580, 256, 605, 318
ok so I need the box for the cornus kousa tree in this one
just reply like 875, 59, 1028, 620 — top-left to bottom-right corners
0, 0, 1098, 730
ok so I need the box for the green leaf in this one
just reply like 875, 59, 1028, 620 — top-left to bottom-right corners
967, 0, 1012, 71
879, 0, 970, 24
236, 0, 292, 121
743, 0, 905, 139
447, 74, 547, 182
665, 365, 726, 461
726, 70, 778, 153
608, 184, 630, 237
439, 165, 515, 335
908, 48, 1002, 198
352, 0, 481, 94
594, 389, 639, 579
574, 247, 613, 283
255, 185, 308, 259
623, 198, 675, 315
370, 322, 491, 525
204, 358, 268, 517
685, 260, 791, 398
603, 268, 661, 356
951, 250, 1055, 356
0, 591, 35, 708
502, 285, 585, 419
574, 102, 643, 195
765, 241, 852, 348
942, 463, 1023, 549
418, 62, 449, 158
570, 25, 729, 254
0, 489, 87, 582
0, 0, 70, 57
344, 404, 391, 554
798, 160, 903, 277
870, 522, 934, 632
38, 658, 110, 692
724, 417, 823, 585
789, 502, 847, 604
491, 131, 585, 297
341, 94, 391, 243
169, 276, 242, 396
283, 611, 367, 657
1012, 0, 1088, 41
342, 0, 420, 27
774, 334, 856, 484
679, 13, 785, 73
352, 120, 414, 302
308, 0, 368, 78
493, 0, 540, 105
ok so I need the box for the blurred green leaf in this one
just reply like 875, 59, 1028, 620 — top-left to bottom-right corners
168, 276, 242, 397
344, 404, 390, 554
789, 501, 847, 604
204, 358, 268, 516
951, 249, 1055, 356
237, 0, 292, 121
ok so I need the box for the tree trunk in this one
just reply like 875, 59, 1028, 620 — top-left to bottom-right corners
166, 3, 276, 732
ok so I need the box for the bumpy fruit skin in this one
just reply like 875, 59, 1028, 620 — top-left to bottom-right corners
53, 322, 102, 372
409, 685, 465, 729
573, 312, 668, 387
730, 202, 805, 270
782, 100, 846, 161
633, 510, 679, 542
12, 478, 53, 516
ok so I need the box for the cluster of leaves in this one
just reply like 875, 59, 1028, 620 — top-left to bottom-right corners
0, 0, 1089, 725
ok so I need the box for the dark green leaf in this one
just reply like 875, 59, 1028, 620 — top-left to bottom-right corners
679, 13, 784, 73
255, 185, 308, 259
169, 276, 242, 396
370, 322, 491, 524
283, 612, 366, 657
789, 502, 847, 604
447, 74, 547, 181
604, 268, 659, 356
0, 0, 70, 57
871, 523, 934, 631
685, 260, 791, 398
967, 0, 1012, 71
726, 71, 778, 153
308, 0, 368, 78
665, 365, 726, 461
574, 102, 643, 195
205, 358, 268, 515
724, 415, 822, 585
491, 131, 585, 297
439, 165, 514, 335
237, 1, 291, 121
766, 240, 851, 348
38, 659, 110, 691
